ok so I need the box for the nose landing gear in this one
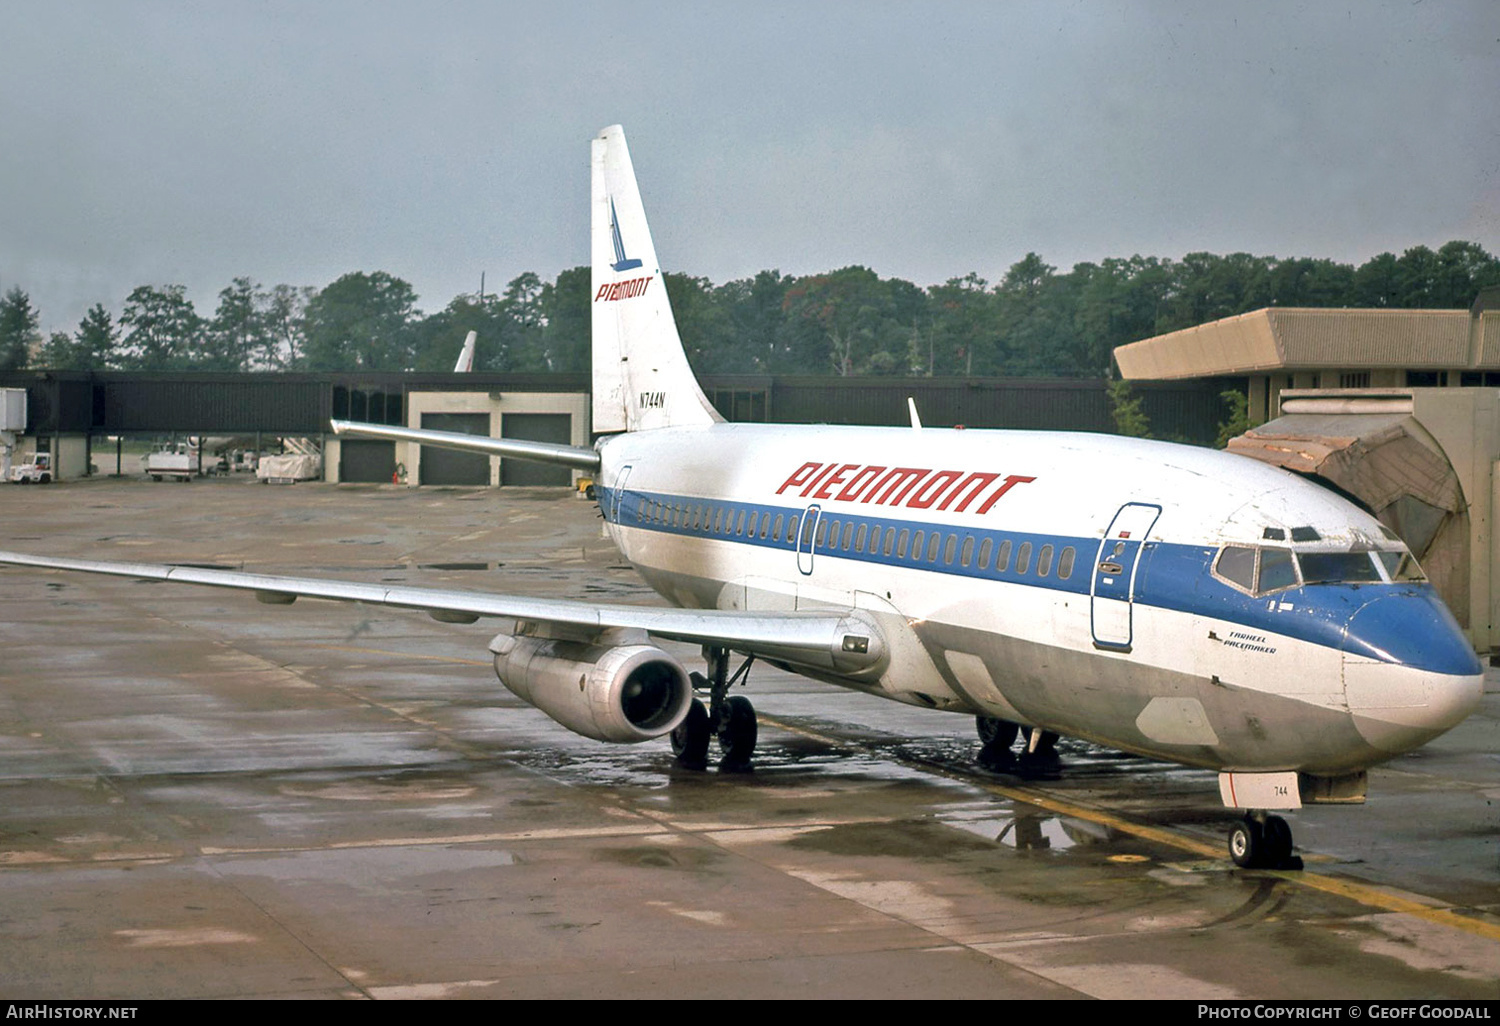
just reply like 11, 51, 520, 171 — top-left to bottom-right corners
1228, 812, 1302, 870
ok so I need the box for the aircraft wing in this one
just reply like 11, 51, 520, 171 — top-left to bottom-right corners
330, 420, 601, 471
0, 550, 882, 676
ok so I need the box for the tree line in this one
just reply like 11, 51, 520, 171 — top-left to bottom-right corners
3, 240, 1497, 378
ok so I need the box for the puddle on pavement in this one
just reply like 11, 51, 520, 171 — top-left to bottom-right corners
940, 805, 1120, 851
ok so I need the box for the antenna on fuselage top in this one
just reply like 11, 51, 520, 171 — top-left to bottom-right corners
907, 397, 923, 431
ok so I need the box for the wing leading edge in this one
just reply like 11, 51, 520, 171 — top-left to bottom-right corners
0, 550, 883, 677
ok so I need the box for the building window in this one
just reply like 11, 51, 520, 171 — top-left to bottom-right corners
1339, 371, 1370, 389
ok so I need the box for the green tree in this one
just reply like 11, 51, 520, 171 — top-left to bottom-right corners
259, 284, 313, 369
665, 273, 733, 373
75, 303, 120, 369
35, 331, 77, 369
992, 253, 1067, 375
1354, 252, 1401, 307
202, 277, 261, 371
35, 304, 119, 369
119, 285, 201, 370
0, 287, 40, 370
925, 273, 993, 376
781, 266, 926, 376
1108, 379, 1151, 438
536, 266, 591, 373
1434, 241, 1500, 307
1215, 389, 1252, 448
718, 269, 791, 373
302, 272, 420, 371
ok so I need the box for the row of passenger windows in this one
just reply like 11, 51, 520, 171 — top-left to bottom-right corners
632, 497, 1077, 580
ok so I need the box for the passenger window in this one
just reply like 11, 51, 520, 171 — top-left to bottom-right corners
883, 528, 895, 557
996, 539, 1012, 572
748, 511, 759, 537
841, 522, 854, 550
1016, 542, 1032, 574
1038, 544, 1053, 577
816, 519, 828, 546
714, 508, 724, 533
926, 533, 941, 562
771, 514, 783, 540
1216, 546, 1256, 591
854, 523, 868, 552
735, 509, 745, 536
978, 538, 992, 570
826, 518, 840, 545
943, 534, 957, 564
960, 536, 974, 567
784, 515, 797, 543
897, 529, 910, 559
1258, 548, 1297, 592
912, 530, 925, 560
1058, 546, 1075, 579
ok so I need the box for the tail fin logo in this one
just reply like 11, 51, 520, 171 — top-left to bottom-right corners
609, 197, 643, 272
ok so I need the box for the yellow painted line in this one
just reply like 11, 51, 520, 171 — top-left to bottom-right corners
761, 714, 1500, 945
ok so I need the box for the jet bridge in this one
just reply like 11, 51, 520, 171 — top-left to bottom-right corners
1227, 388, 1500, 652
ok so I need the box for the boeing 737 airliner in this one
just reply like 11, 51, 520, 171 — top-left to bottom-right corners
0, 126, 1482, 869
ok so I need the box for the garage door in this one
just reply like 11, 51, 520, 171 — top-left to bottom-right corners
419, 413, 491, 486
501, 413, 572, 486
339, 440, 396, 483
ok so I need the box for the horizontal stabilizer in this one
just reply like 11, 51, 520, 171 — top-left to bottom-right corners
331, 420, 600, 471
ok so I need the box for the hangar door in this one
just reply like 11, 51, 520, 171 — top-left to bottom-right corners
340, 440, 396, 483
419, 413, 491, 486
501, 413, 572, 486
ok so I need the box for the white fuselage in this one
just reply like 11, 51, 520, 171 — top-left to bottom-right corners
594, 422, 1483, 775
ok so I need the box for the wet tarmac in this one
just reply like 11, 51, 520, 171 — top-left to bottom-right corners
0, 477, 1497, 999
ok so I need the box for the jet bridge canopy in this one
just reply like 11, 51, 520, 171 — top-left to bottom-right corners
1227, 390, 1499, 647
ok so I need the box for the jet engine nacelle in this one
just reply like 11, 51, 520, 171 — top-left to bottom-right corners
489, 634, 693, 743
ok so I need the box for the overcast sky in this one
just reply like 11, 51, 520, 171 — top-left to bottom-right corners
2, 1, 1497, 335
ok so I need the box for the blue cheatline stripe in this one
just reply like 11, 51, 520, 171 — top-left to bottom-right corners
602, 485, 1093, 595
597, 486, 1478, 676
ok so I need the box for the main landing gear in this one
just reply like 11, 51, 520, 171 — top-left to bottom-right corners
671, 647, 757, 772
1228, 811, 1302, 870
976, 717, 1059, 771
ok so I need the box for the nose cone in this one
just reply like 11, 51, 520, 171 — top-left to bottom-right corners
1343, 591, 1484, 755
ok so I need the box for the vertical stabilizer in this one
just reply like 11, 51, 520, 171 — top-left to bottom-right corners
453, 330, 477, 373
591, 125, 721, 434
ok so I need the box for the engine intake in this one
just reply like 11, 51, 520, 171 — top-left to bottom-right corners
489, 634, 692, 743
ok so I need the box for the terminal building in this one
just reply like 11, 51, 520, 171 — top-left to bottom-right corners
0, 370, 1231, 486
1115, 291, 1500, 652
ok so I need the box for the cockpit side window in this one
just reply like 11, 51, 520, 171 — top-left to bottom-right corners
1215, 546, 1257, 592
1376, 550, 1426, 582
